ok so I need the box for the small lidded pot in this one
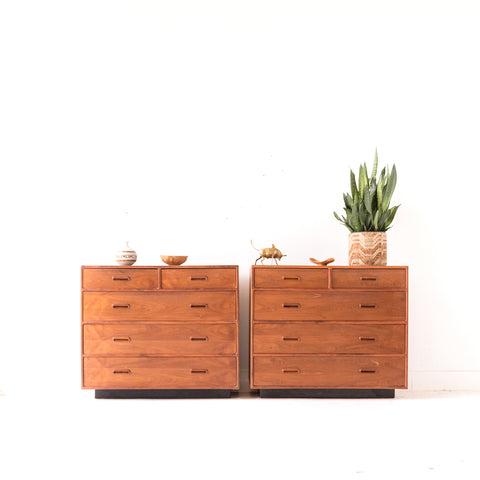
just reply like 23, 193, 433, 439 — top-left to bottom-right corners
115, 241, 137, 266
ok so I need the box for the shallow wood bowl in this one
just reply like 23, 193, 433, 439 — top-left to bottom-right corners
161, 255, 188, 266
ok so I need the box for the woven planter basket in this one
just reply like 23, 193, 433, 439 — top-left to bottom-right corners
348, 232, 387, 266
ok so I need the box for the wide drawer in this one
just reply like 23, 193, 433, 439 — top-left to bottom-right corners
331, 268, 407, 289
83, 356, 238, 389
252, 355, 406, 388
84, 323, 237, 355
253, 267, 328, 289
82, 268, 158, 290
253, 290, 406, 321
83, 291, 237, 322
161, 267, 237, 289
253, 324, 405, 354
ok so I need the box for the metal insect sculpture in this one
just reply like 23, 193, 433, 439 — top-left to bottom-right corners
251, 240, 286, 265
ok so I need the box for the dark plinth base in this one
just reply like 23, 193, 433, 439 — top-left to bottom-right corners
95, 389, 232, 399
259, 389, 395, 398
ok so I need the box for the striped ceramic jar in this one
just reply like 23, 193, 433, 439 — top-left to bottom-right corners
348, 232, 387, 266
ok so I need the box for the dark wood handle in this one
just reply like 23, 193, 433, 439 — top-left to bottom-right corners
190, 276, 208, 281
112, 337, 131, 342
282, 336, 300, 341
282, 369, 300, 374
360, 277, 377, 281
282, 303, 300, 308
112, 276, 131, 281
359, 304, 377, 309
190, 304, 208, 308
112, 304, 131, 309
190, 337, 208, 341
190, 369, 208, 374
112, 369, 131, 374
359, 336, 376, 341
282, 276, 300, 281
359, 369, 377, 374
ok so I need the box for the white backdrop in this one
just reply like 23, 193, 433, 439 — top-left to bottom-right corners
1, 0, 480, 394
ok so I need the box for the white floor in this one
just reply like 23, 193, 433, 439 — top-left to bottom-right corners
1, 390, 479, 479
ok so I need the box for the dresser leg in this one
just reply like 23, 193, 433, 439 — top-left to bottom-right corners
95, 389, 232, 399
259, 389, 395, 398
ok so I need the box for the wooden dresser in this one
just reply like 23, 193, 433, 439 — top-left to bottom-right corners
81, 265, 239, 398
250, 265, 408, 397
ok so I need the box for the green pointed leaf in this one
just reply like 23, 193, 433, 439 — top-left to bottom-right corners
371, 149, 378, 179
381, 164, 397, 212
350, 169, 359, 202
384, 205, 400, 229
363, 186, 373, 214
343, 193, 353, 209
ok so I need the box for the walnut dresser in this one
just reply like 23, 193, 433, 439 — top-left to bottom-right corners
81, 265, 239, 398
250, 265, 408, 398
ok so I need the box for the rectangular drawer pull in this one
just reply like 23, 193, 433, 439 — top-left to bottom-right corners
359, 336, 376, 341
190, 337, 208, 341
190, 369, 208, 374
112, 276, 131, 281
282, 276, 300, 281
112, 369, 131, 374
112, 304, 131, 309
190, 276, 208, 281
282, 369, 300, 374
190, 304, 208, 308
360, 277, 377, 281
282, 303, 300, 308
359, 369, 377, 374
112, 336, 131, 342
359, 304, 377, 309
282, 336, 300, 341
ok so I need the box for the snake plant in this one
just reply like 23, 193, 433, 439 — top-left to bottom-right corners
334, 149, 399, 232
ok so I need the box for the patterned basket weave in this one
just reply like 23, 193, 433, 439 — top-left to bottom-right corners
348, 232, 387, 266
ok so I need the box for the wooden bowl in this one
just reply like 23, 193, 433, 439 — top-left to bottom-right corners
161, 255, 188, 266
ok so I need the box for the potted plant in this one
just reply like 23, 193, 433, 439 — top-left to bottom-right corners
333, 149, 399, 265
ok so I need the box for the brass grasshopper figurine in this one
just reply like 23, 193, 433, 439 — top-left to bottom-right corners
251, 240, 286, 265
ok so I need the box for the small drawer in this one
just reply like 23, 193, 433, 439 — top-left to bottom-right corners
331, 268, 407, 289
253, 268, 328, 289
83, 356, 238, 389
253, 290, 406, 322
161, 267, 237, 289
83, 291, 237, 322
82, 268, 158, 291
84, 323, 237, 355
253, 323, 405, 354
252, 355, 406, 389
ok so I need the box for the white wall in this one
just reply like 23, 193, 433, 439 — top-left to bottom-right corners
1, 0, 479, 394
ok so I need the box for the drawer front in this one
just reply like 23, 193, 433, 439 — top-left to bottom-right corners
253, 291, 406, 321
331, 268, 406, 289
253, 268, 328, 289
161, 268, 237, 289
83, 356, 238, 389
82, 268, 158, 290
253, 356, 406, 388
84, 324, 237, 355
253, 324, 405, 354
83, 291, 237, 322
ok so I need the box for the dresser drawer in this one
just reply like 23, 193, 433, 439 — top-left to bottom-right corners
82, 268, 158, 290
331, 268, 407, 289
252, 356, 406, 388
84, 323, 237, 355
83, 291, 237, 322
83, 356, 238, 389
161, 267, 237, 289
253, 290, 406, 321
253, 268, 328, 289
253, 324, 405, 354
